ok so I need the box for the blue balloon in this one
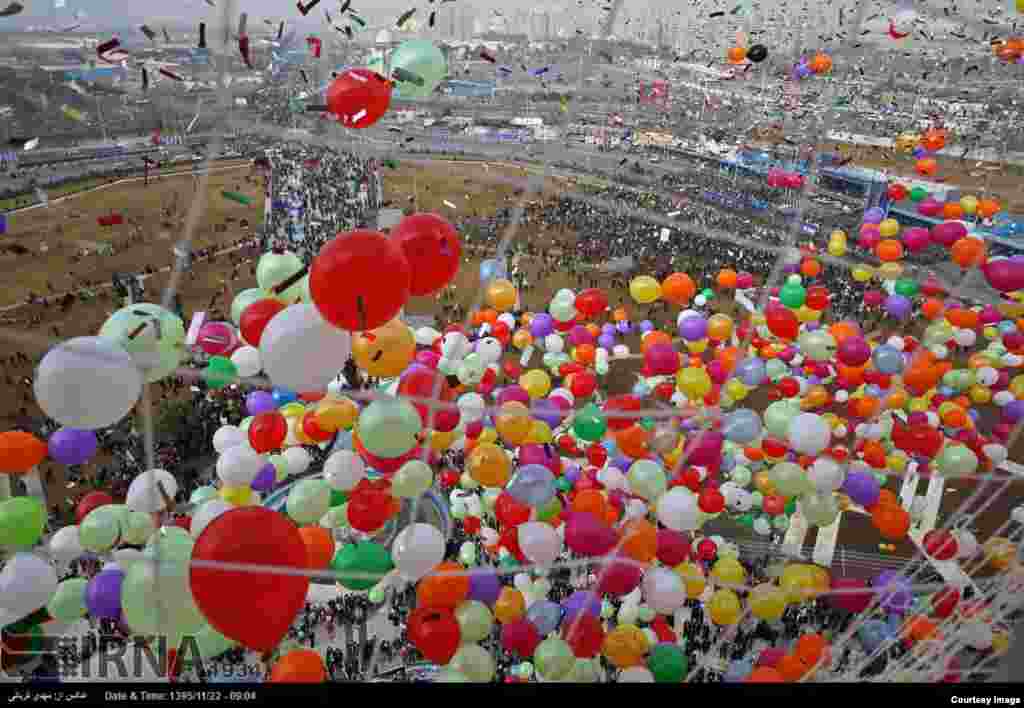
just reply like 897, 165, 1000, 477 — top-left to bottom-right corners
526, 600, 563, 636
480, 258, 507, 282
722, 408, 762, 444
735, 357, 766, 387
871, 344, 904, 375
506, 464, 556, 508
272, 388, 297, 406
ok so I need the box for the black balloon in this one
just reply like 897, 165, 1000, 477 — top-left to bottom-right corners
747, 44, 768, 63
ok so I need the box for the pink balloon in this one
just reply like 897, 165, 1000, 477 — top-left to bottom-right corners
918, 198, 943, 217
828, 577, 873, 613
757, 647, 786, 667
684, 431, 724, 467
982, 259, 1024, 293
931, 221, 967, 247
902, 227, 931, 253
644, 343, 680, 376
415, 350, 440, 369
564, 512, 619, 557
196, 322, 238, 356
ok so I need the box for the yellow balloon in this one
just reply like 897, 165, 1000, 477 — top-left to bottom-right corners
708, 588, 742, 625
512, 329, 533, 350
430, 429, 457, 452
467, 442, 512, 487
684, 339, 709, 354
495, 401, 532, 446
352, 318, 416, 378
969, 385, 992, 405
877, 262, 903, 281
478, 427, 498, 445
279, 402, 306, 418
629, 275, 662, 304
602, 624, 649, 668
960, 195, 979, 215
485, 279, 518, 312
724, 379, 748, 401
796, 305, 821, 322
519, 369, 552, 399
710, 557, 746, 587
829, 229, 847, 242
315, 397, 359, 432
675, 562, 707, 599
851, 266, 874, 283
677, 367, 712, 400
879, 218, 900, 239
748, 583, 788, 622
707, 314, 734, 341
526, 419, 553, 444
828, 238, 847, 257
220, 485, 253, 506
1010, 375, 1024, 399
780, 564, 821, 603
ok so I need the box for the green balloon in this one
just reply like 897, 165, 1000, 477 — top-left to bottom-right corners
533, 637, 575, 681
769, 462, 812, 497
193, 623, 238, 660
48, 578, 88, 621
797, 331, 837, 361
909, 186, 928, 202
122, 511, 156, 545
122, 531, 206, 647
329, 489, 349, 508
730, 466, 752, 487
536, 496, 562, 522
764, 400, 799, 438
287, 478, 331, 525
937, 444, 979, 478
627, 459, 667, 501
357, 396, 422, 459
391, 460, 432, 499
450, 644, 495, 682
190, 486, 218, 505
389, 40, 447, 100
79, 505, 124, 552
764, 358, 788, 381
256, 252, 305, 302
332, 542, 393, 591
203, 357, 237, 390
321, 504, 349, 530
894, 278, 919, 297
779, 282, 806, 309
99, 304, 185, 383
736, 513, 754, 528
572, 404, 607, 442
0, 497, 46, 548
648, 643, 687, 683
800, 492, 839, 527
231, 288, 273, 326
454, 601, 493, 643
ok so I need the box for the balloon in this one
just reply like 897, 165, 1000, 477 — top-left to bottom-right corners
126, 469, 178, 513
260, 305, 352, 394
629, 276, 661, 304
190, 508, 311, 651
392, 523, 445, 581
99, 304, 185, 383
325, 69, 391, 128
271, 649, 327, 683
0, 553, 58, 620
0, 431, 47, 474
518, 521, 560, 566
333, 541, 394, 590
0, 497, 46, 548
352, 318, 415, 378
390, 213, 462, 296
389, 40, 448, 100
357, 396, 422, 458
35, 337, 142, 430
240, 299, 287, 347
310, 230, 411, 331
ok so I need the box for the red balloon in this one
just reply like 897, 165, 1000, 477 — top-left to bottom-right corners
698, 487, 725, 514
655, 529, 690, 566
310, 230, 411, 332
574, 289, 608, 319
190, 507, 310, 652
562, 613, 604, 658
595, 556, 644, 596
302, 413, 334, 443
586, 443, 608, 468
325, 69, 392, 129
346, 486, 394, 532
398, 367, 453, 427
765, 305, 799, 340
248, 412, 288, 453
923, 529, 959, 560
407, 607, 461, 664
502, 618, 541, 658
76, 491, 113, 524
569, 370, 597, 398
931, 586, 960, 618
240, 299, 286, 347
390, 213, 462, 296
495, 492, 531, 528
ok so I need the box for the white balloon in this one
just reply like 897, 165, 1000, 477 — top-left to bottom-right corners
392, 523, 445, 581
216, 445, 264, 487
260, 305, 352, 394
230, 346, 262, 378
787, 413, 831, 455
126, 469, 178, 513
0, 553, 58, 619
1012, 506, 1024, 525
415, 327, 442, 346
955, 529, 979, 559
983, 444, 1008, 466
612, 344, 630, 358
657, 487, 699, 531
753, 517, 772, 536
809, 458, 845, 493
953, 329, 976, 347
283, 446, 311, 476
35, 337, 142, 430
597, 467, 626, 490
49, 526, 83, 564
619, 666, 655, 683
518, 522, 560, 566
190, 499, 234, 539
994, 391, 1014, 407
212, 425, 247, 454
323, 450, 365, 491
457, 392, 487, 423
544, 334, 564, 353
642, 567, 686, 614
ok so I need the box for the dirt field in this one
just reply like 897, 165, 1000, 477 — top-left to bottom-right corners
0, 158, 1017, 580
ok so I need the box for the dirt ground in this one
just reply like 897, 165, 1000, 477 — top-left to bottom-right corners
0, 158, 1018, 580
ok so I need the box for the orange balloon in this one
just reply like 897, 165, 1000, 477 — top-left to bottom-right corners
946, 307, 979, 329
921, 130, 946, 152
621, 519, 658, 564
872, 504, 911, 540
494, 586, 526, 624
747, 667, 785, 683
915, 158, 938, 177
612, 307, 629, 322
836, 363, 866, 387
942, 202, 965, 221
727, 46, 747, 63
417, 561, 471, 609
0, 432, 48, 474
717, 346, 740, 374
270, 649, 327, 683
571, 489, 608, 518
471, 310, 485, 327
717, 269, 738, 289
662, 273, 697, 306
809, 53, 832, 73
795, 633, 827, 665
829, 321, 860, 344
978, 199, 1001, 219
641, 331, 672, 353
875, 489, 900, 508
616, 424, 651, 459
951, 238, 987, 269
575, 343, 596, 365
904, 615, 939, 642
921, 299, 944, 320
298, 526, 335, 570
777, 653, 809, 681
800, 259, 822, 278
876, 239, 904, 262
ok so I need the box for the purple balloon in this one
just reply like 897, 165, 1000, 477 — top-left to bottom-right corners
251, 463, 276, 493
863, 207, 885, 224
842, 469, 881, 508
497, 385, 530, 406
597, 333, 616, 349
48, 428, 98, 466
530, 314, 555, 338
679, 315, 708, 341
86, 569, 124, 620
562, 590, 601, 624
638, 320, 654, 334
601, 323, 616, 336
468, 570, 502, 605
616, 320, 632, 335
532, 399, 566, 429
1003, 399, 1024, 424
245, 391, 277, 416
884, 294, 913, 320
518, 443, 562, 475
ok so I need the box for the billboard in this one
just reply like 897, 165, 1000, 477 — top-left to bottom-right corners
444, 80, 496, 99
